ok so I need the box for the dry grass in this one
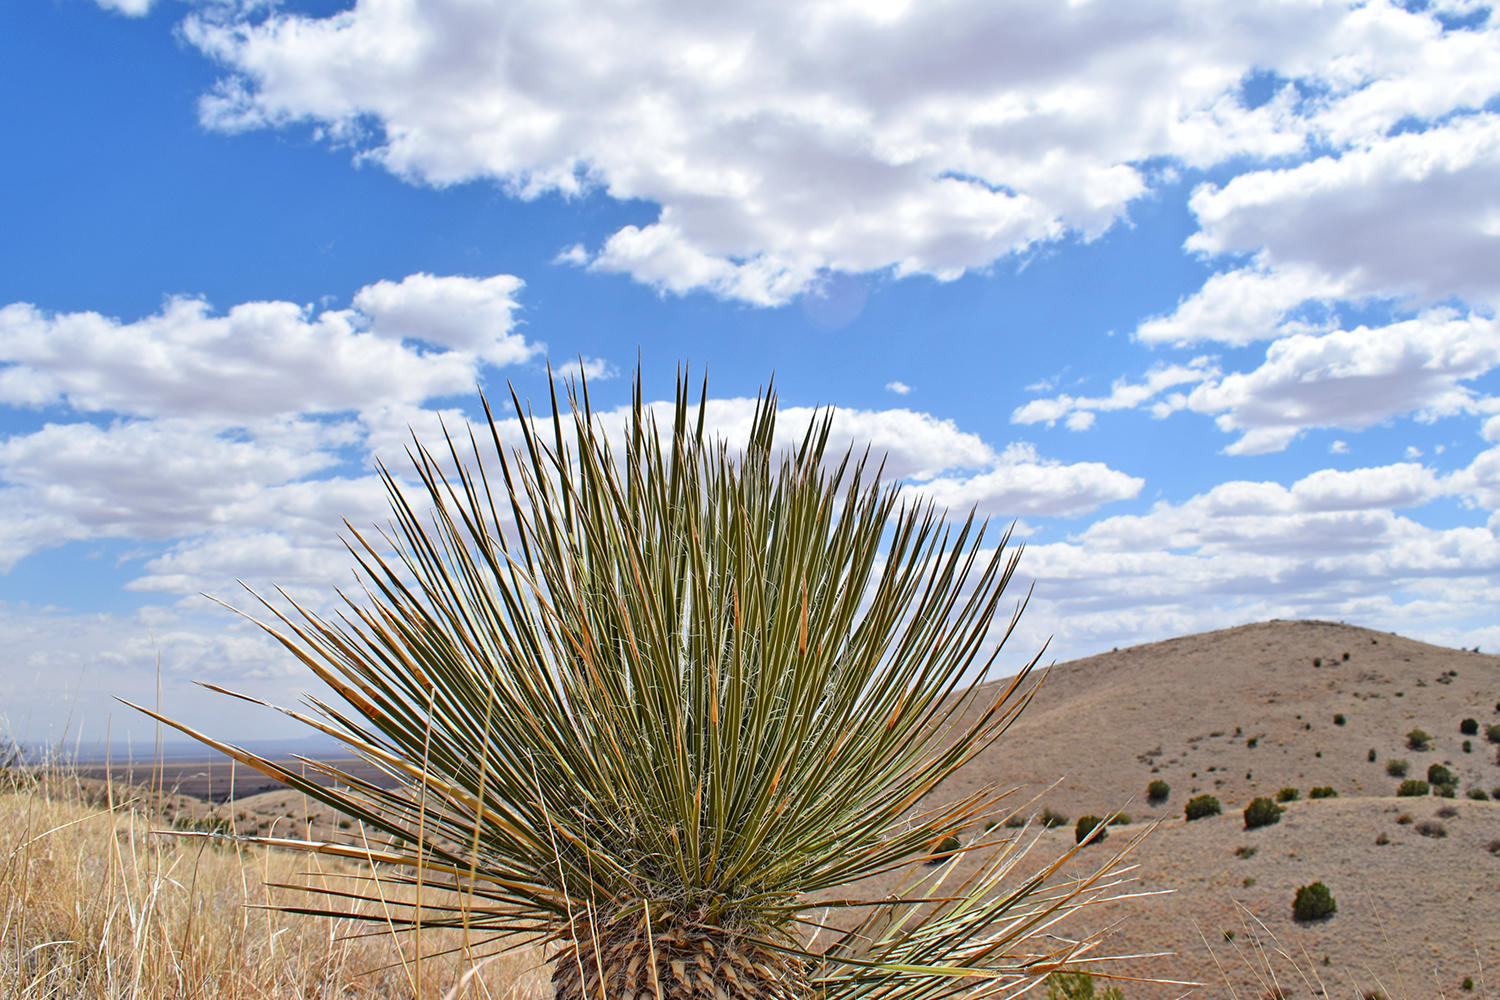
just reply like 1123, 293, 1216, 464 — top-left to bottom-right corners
0, 771, 549, 1000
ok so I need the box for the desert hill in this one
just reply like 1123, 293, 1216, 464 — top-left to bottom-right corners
90, 618, 1500, 998
947, 618, 1498, 821
909, 618, 1500, 999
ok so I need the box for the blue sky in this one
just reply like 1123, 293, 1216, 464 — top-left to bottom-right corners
3, 0, 1500, 747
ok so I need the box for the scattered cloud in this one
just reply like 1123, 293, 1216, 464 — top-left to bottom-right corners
1012, 362, 1215, 429
1187, 311, 1500, 454
92, 0, 153, 16
0, 272, 534, 421
886, 380, 912, 395
1135, 261, 1348, 347
178, 0, 1500, 304
1188, 113, 1500, 311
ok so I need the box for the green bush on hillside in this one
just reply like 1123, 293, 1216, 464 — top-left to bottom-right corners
1243, 797, 1283, 830
1486, 724, 1500, 744
1184, 794, 1221, 821
1146, 779, 1170, 804
1460, 717, 1479, 736
1275, 787, 1299, 803
1386, 758, 1410, 777
1427, 763, 1455, 786
1292, 881, 1337, 922
1407, 728, 1433, 751
1397, 779, 1430, 797
1074, 815, 1107, 845
1308, 786, 1337, 799
1046, 970, 1124, 1000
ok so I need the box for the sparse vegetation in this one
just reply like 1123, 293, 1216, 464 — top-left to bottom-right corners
1275, 787, 1299, 803
1074, 816, 1107, 845
1460, 717, 1479, 735
1046, 970, 1124, 1000
1386, 758, 1411, 777
1147, 779, 1171, 804
1243, 797, 1283, 830
1109, 813, 1132, 825
1407, 728, 1433, 750
1428, 763, 1455, 786
1415, 820, 1448, 838
1436, 804, 1459, 819
1398, 779, 1430, 797
1185, 794, 1222, 821
1368, 748, 1377, 762
1486, 723, 1500, 744
1234, 845, 1257, 859
1308, 786, 1337, 799
1041, 806, 1070, 828
1467, 788, 1490, 801
1292, 881, 1337, 922
0, 778, 543, 999
1333, 713, 1345, 725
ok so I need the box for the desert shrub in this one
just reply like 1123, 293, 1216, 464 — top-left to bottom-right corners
1046, 970, 1123, 1000
1375, 831, 1390, 845
1463, 740, 1473, 753
139, 374, 1132, 1000
1292, 881, 1336, 922
1386, 759, 1410, 777
1243, 797, 1283, 830
1368, 748, 1377, 762
1246, 736, 1259, 748
1435, 782, 1458, 798
1397, 813, 1414, 824
1415, 820, 1447, 838
1312, 657, 1322, 667
1308, 786, 1338, 799
1467, 788, 1490, 801
1461, 717, 1479, 735
1489, 839, 1500, 856
1146, 779, 1170, 804
1234, 845, 1257, 859
1397, 779, 1430, 797
1486, 724, 1500, 744
1184, 794, 1221, 821
1342, 651, 1350, 661
1428, 763, 1455, 785
1436, 804, 1459, 819
1463, 976, 1474, 992
1407, 728, 1433, 750
1108, 813, 1132, 825
1074, 816, 1107, 845
1333, 713, 1345, 726
927, 834, 962, 865
1003, 814, 1026, 829
1275, 787, 1299, 803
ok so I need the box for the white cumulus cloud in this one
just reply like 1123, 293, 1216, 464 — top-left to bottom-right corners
175, 0, 1500, 305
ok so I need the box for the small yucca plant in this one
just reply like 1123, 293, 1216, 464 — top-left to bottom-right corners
134, 371, 1142, 1000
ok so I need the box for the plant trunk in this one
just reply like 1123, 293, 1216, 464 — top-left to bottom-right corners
551, 911, 811, 1000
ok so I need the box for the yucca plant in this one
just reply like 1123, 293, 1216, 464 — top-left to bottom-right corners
132, 371, 1143, 1000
